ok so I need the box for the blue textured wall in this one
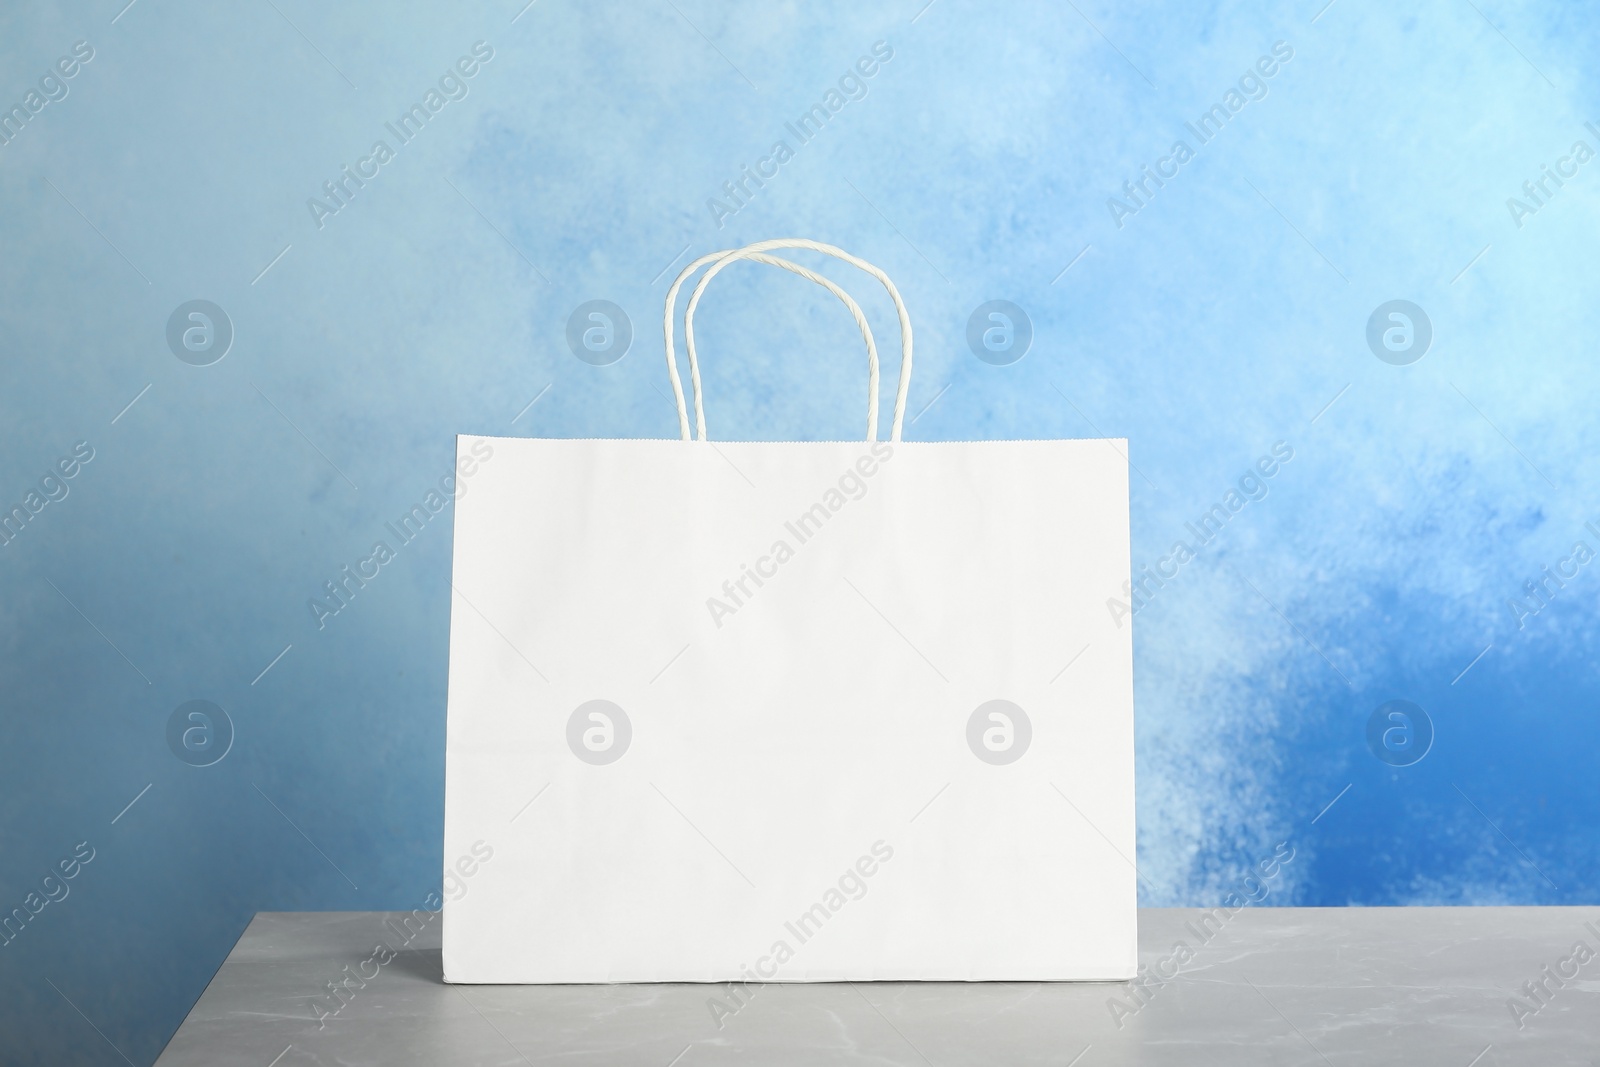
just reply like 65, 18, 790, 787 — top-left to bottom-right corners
2, 0, 1597, 1061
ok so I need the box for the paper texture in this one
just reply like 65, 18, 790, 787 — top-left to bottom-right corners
443, 435, 1136, 982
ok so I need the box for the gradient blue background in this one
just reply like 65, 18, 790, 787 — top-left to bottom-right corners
3, 0, 1597, 1062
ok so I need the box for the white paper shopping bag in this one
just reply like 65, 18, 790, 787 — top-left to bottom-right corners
443, 240, 1136, 983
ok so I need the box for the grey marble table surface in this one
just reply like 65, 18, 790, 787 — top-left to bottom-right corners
155, 907, 1600, 1065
